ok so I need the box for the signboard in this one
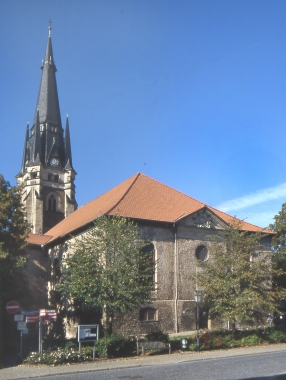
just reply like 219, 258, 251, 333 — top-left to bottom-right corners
78, 325, 99, 342
39, 309, 57, 321
14, 314, 24, 322
22, 328, 28, 335
6, 301, 20, 314
17, 322, 27, 330
26, 316, 39, 323
22, 311, 38, 316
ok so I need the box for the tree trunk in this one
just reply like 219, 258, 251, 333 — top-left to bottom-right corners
231, 322, 236, 339
101, 308, 113, 334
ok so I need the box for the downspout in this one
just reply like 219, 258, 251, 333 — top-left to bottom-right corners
173, 223, 178, 333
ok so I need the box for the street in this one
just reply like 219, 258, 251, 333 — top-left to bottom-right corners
31, 351, 286, 380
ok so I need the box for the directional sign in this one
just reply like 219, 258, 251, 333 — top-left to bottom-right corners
6, 301, 20, 314
39, 309, 57, 321
17, 322, 27, 330
22, 311, 39, 316
14, 314, 24, 322
26, 316, 39, 323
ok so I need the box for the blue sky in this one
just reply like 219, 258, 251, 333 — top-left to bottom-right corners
1, 0, 286, 229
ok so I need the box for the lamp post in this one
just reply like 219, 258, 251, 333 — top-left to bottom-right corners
194, 290, 202, 351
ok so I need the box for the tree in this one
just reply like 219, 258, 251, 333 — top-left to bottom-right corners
0, 174, 30, 367
269, 203, 286, 291
193, 221, 282, 333
58, 215, 155, 332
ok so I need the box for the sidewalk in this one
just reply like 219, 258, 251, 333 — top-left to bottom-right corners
1, 343, 286, 380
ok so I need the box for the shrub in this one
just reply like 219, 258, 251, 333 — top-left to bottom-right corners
145, 331, 169, 343
23, 348, 88, 365
267, 329, 286, 343
238, 334, 264, 347
95, 333, 135, 358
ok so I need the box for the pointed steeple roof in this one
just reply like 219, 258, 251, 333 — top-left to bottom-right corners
17, 122, 30, 176
64, 115, 73, 169
33, 109, 42, 163
33, 26, 62, 128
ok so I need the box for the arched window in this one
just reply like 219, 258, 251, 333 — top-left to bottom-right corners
53, 258, 61, 284
48, 196, 56, 212
195, 245, 208, 261
47, 193, 57, 212
140, 308, 158, 322
141, 243, 155, 283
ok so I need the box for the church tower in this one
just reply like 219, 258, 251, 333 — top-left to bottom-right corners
16, 27, 77, 234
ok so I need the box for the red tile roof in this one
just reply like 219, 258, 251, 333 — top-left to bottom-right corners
26, 233, 53, 245
27, 173, 274, 245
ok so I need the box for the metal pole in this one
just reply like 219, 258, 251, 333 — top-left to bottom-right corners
20, 330, 23, 361
196, 303, 200, 351
38, 316, 42, 355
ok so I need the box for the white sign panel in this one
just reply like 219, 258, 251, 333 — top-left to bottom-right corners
14, 314, 24, 322
78, 325, 99, 342
17, 322, 27, 330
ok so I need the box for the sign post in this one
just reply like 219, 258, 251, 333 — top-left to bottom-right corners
38, 316, 42, 355
78, 324, 99, 359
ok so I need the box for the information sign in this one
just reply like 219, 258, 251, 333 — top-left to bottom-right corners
17, 322, 27, 330
14, 314, 24, 322
78, 325, 99, 342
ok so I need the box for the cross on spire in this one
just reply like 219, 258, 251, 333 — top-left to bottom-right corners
48, 17, 52, 36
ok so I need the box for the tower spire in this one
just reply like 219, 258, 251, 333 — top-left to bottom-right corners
16, 27, 77, 234
64, 114, 73, 170
18, 122, 30, 175
33, 25, 61, 128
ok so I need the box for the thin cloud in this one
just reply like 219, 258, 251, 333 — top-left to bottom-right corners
216, 183, 286, 212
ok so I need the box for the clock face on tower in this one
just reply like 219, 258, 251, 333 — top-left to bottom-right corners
50, 158, 59, 166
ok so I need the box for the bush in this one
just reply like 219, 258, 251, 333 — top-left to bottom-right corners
145, 331, 169, 343
95, 333, 136, 358
238, 334, 264, 347
267, 328, 286, 343
24, 348, 88, 365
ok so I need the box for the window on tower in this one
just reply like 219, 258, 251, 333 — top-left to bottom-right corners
48, 195, 57, 212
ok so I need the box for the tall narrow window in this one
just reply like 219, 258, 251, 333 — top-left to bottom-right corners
48, 195, 56, 212
141, 243, 155, 283
53, 258, 61, 284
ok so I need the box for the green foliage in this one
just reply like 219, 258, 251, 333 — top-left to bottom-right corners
175, 328, 286, 352
145, 331, 169, 343
267, 328, 286, 342
23, 348, 88, 365
95, 333, 135, 358
0, 175, 30, 292
269, 203, 286, 290
0, 174, 31, 367
58, 216, 155, 328
192, 221, 282, 329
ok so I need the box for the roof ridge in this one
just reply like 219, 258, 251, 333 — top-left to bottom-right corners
139, 172, 205, 206
107, 172, 141, 215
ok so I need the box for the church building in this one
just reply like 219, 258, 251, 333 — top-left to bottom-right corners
21, 28, 273, 338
